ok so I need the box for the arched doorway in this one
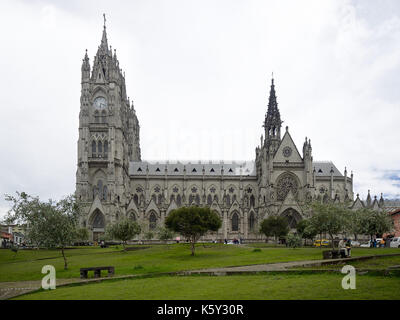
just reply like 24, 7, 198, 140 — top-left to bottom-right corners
90, 209, 105, 241
280, 208, 302, 229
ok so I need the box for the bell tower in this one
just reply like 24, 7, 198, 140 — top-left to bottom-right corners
76, 16, 141, 235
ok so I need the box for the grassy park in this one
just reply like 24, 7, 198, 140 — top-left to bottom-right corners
1, 244, 399, 300
15, 273, 400, 300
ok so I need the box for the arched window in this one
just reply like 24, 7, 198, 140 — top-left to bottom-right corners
232, 212, 239, 232
226, 195, 231, 207
104, 141, 108, 156
92, 210, 105, 229
233, 194, 237, 203
244, 195, 249, 207
98, 141, 103, 155
158, 194, 163, 205
103, 186, 107, 201
250, 195, 255, 207
129, 211, 136, 221
133, 194, 139, 206
195, 194, 200, 206
97, 180, 103, 195
94, 111, 100, 123
176, 194, 182, 206
149, 212, 157, 230
207, 194, 212, 206
92, 140, 97, 156
249, 212, 255, 231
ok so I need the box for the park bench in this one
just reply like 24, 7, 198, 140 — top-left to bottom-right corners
80, 266, 115, 279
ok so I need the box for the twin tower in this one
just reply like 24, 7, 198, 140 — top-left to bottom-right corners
76, 21, 354, 241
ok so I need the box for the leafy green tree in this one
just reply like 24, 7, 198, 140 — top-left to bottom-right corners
165, 207, 222, 256
5, 192, 83, 269
310, 202, 346, 250
144, 231, 154, 241
259, 216, 289, 244
303, 223, 318, 244
75, 228, 89, 244
344, 208, 365, 241
106, 218, 141, 250
286, 233, 302, 249
296, 219, 317, 245
157, 227, 175, 243
360, 209, 393, 240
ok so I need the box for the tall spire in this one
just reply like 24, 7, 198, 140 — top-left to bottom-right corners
264, 75, 282, 144
100, 13, 109, 53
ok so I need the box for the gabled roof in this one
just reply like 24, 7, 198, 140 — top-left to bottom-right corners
273, 129, 303, 162
314, 161, 343, 177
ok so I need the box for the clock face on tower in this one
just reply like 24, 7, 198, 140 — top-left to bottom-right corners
93, 97, 107, 110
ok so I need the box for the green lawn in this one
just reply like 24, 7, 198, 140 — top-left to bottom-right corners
15, 273, 400, 300
1, 244, 399, 282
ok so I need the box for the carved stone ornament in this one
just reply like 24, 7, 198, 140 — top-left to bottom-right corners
276, 173, 298, 201
282, 146, 292, 158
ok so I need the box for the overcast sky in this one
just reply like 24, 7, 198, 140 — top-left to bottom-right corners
1, 0, 400, 218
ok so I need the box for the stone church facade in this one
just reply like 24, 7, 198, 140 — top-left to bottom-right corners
76, 23, 356, 241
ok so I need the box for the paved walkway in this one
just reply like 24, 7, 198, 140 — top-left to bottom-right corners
176, 257, 354, 275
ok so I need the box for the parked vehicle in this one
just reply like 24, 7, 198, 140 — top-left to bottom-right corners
360, 241, 371, 248
313, 239, 330, 247
350, 240, 360, 247
390, 237, 400, 248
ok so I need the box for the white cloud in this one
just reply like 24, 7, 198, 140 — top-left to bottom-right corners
1, 0, 400, 218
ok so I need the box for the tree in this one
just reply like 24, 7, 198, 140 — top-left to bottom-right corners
344, 208, 365, 241
75, 228, 89, 244
106, 218, 141, 250
157, 227, 175, 243
259, 216, 289, 244
296, 219, 317, 245
4, 192, 83, 270
286, 233, 302, 249
144, 231, 154, 241
360, 209, 393, 240
310, 202, 346, 250
165, 207, 222, 256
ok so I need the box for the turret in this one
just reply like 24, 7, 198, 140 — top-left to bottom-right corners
366, 190, 372, 207
379, 193, 385, 208
81, 50, 90, 82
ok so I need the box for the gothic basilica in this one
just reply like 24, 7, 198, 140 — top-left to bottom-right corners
76, 22, 359, 241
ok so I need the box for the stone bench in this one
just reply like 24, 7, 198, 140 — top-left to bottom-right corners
80, 266, 115, 279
